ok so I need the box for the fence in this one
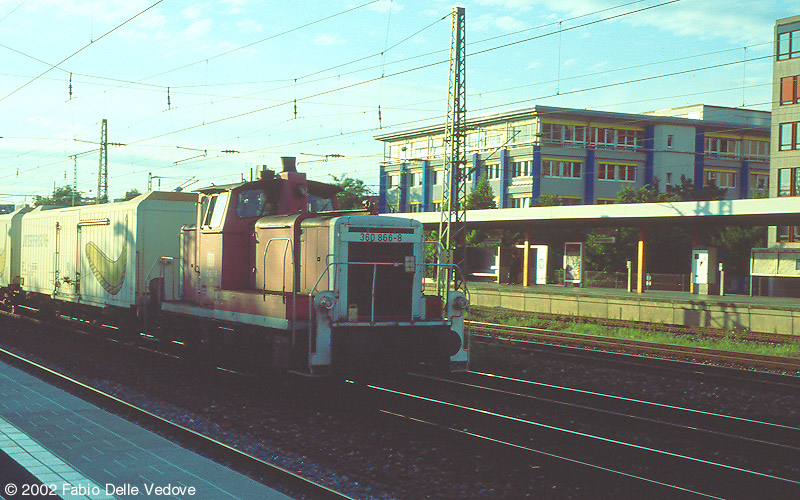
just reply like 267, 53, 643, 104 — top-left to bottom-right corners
553, 270, 691, 292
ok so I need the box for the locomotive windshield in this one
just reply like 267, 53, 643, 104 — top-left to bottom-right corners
307, 194, 334, 213
236, 188, 274, 218
203, 192, 229, 227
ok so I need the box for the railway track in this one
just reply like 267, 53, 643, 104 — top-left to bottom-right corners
470, 321, 800, 385
360, 371, 800, 499
0, 346, 357, 500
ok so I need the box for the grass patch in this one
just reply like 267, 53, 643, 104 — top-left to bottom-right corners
469, 308, 800, 359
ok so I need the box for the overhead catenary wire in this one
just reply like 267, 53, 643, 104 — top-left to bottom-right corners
0, 0, 778, 201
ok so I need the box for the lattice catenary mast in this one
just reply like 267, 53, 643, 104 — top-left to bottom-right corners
97, 118, 108, 204
438, 6, 467, 292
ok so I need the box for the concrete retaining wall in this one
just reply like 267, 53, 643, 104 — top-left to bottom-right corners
469, 288, 800, 336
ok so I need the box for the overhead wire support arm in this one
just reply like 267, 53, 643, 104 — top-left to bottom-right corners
438, 6, 467, 293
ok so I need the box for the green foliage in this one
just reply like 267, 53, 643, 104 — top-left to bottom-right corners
465, 173, 496, 210
533, 193, 562, 206
583, 178, 761, 277
469, 309, 800, 360
124, 188, 141, 201
665, 175, 727, 201
34, 185, 83, 206
330, 174, 374, 210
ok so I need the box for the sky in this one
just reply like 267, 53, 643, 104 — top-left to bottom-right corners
0, 0, 796, 204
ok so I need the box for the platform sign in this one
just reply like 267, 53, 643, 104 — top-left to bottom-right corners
563, 242, 582, 284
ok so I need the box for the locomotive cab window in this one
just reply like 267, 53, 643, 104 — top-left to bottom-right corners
203, 192, 229, 227
199, 195, 210, 224
236, 189, 272, 218
308, 194, 334, 213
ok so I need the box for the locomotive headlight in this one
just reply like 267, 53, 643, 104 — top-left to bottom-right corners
453, 295, 468, 311
315, 291, 335, 313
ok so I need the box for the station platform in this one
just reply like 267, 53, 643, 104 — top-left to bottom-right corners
0, 360, 291, 500
467, 282, 800, 336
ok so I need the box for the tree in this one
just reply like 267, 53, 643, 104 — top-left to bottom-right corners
330, 175, 374, 210
34, 185, 83, 206
533, 193, 562, 206
464, 174, 496, 246
124, 188, 141, 201
465, 173, 496, 210
665, 175, 726, 201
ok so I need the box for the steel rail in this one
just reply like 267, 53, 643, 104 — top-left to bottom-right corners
362, 382, 800, 500
0, 346, 357, 500
408, 371, 800, 460
470, 320, 800, 373
470, 305, 799, 346
470, 327, 800, 391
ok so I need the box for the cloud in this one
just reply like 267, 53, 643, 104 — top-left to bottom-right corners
476, 0, 781, 45
312, 33, 344, 46
236, 18, 263, 35
221, 0, 248, 14
496, 15, 527, 32
184, 19, 212, 38
471, 13, 528, 32
181, 4, 206, 20
369, 1, 404, 14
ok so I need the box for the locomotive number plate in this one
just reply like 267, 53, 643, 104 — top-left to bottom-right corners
347, 226, 415, 243
357, 232, 405, 243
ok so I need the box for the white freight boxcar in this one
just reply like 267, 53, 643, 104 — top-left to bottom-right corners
0, 206, 33, 288
19, 192, 197, 309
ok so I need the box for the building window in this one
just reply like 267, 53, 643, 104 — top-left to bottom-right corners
432, 137, 444, 156
558, 197, 582, 206
742, 139, 769, 159
589, 127, 642, 150
430, 201, 441, 212
388, 174, 400, 189
778, 28, 800, 61
778, 167, 800, 196
408, 203, 422, 212
598, 163, 636, 182
777, 226, 800, 243
509, 124, 532, 144
485, 130, 505, 148
779, 122, 800, 151
508, 197, 530, 208
410, 171, 422, 186
511, 160, 532, 178
484, 163, 500, 180
432, 169, 441, 185
705, 136, 739, 157
542, 123, 587, 145
542, 159, 581, 178
705, 170, 736, 189
750, 173, 768, 197
781, 76, 800, 105
667, 135, 674, 148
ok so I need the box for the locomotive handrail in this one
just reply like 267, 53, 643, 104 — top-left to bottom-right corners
262, 238, 295, 298
262, 237, 296, 346
307, 260, 465, 322
143, 257, 175, 301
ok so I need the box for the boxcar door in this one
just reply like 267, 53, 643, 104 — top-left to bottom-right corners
54, 212, 80, 300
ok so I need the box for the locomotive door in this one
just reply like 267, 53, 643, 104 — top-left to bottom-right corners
54, 213, 80, 299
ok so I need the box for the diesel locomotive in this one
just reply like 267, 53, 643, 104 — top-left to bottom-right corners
0, 158, 468, 376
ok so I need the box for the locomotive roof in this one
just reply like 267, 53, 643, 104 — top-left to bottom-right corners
196, 177, 342, 197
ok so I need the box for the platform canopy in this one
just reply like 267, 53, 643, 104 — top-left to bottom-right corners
385, 198, 800, 229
